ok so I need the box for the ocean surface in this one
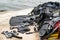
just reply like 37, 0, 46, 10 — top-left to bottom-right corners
0, 0, 60, 11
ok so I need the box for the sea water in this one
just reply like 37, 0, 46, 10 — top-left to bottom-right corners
0, 0, 59, 11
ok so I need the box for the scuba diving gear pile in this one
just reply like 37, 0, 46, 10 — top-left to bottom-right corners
2, 2, 60, 39
31, 2, 60, 39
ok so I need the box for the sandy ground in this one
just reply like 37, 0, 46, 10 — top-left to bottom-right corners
0, 8, 40, 40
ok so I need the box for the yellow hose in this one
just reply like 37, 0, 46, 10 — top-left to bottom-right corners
48, 32, 58, 40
